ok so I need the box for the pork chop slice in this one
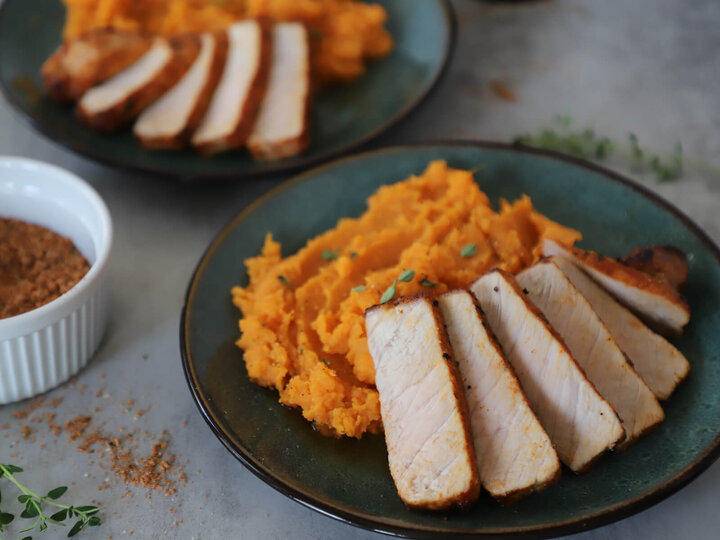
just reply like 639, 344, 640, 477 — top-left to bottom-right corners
77, 35, 200, 133
134, 32, 229, 149
437, 290, 560, 503
471, 271, 625, 472
42, 28, 151, 104
622, 245, 688, 289
549, 255, 689, 400
365, 294, 480, 510
517, 260, 664, 447
247, 22, 311, 161
542, 239, 689, 336
192, 20, 271, 155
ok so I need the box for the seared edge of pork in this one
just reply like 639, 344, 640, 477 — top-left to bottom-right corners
76, 35, 201, 133
551, 255, 689, 400
542, 239, 689, 336
42, 28, 151, 104
437, 290, 561, 504
192, 19, 273, 155
247, 22, 312, 161
517, 260, 664, 448
365, 293, 480, 510
471, 270, 625, 473
134, 31, 229, 149
622, 245, 688, 290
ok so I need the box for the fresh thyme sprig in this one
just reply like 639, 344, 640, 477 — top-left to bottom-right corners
0, 464, 100, 539
513, 115, 683, 182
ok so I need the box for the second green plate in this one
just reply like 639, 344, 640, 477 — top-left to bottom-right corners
0, 0, 454, 180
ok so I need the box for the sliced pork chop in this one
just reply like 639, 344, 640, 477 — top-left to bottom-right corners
471, 271, 625, 472
517, 260, 664, 447
622, 245, 688, 290
247, 22, 311, 161
365, 294, 480, 510
134, 32, 229, 149
42, 28, 151, 104
77, 35, 200, 133
542, 239, 690, 336
437, 290, 560, 503
192, 20, 271, 155
550, 255, 689, 400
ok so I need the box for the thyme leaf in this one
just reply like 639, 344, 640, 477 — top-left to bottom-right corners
397, 270, 415, 282
380, 280, 397, 304
0, 464, 100, 538
461, 243, 477, 258
513, 116, 683, 182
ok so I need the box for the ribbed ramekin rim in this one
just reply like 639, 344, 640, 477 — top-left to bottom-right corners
0, 156, 113, 335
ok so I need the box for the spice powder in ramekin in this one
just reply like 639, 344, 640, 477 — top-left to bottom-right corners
0, 217, 90, 319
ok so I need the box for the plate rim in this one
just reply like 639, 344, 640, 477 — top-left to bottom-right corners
0, 0, 456, 181
180, 141, 720, 538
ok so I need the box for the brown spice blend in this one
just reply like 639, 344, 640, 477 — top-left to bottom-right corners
0, 217, 90, 319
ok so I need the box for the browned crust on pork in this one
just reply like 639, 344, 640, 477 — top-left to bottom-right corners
366, 293, 481, 510
452, 289, 562, 503
42, 28, 151, 104
76, 35, 201, 133
137, 31, 230, 150
248, 23, 313, 161
488, 269, 627, 468
560, 244, 689, 321
622, 245, 688, 290
536, 259, 666, 449
195, 19, 272, 156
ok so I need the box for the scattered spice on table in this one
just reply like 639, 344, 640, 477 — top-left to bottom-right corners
489, 79, 518, 103
5, 384, 187, 498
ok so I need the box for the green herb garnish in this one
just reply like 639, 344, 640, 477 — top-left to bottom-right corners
380, 280, 397, 304
277, 275, 293, 287
461, 244, 477, 258
321, 358, 331, 367
0, 464, 100, 539
351, 285, 366, 292
397, 270, 415, 282
349, 252, 358, 260
420, 277, 439, 287
322, 249, 339, 261
380, 269, 416, 303
513, 116, 683, 182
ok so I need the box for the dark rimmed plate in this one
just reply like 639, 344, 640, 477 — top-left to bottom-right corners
181, 143, 720, 538
0, 1, 454, 180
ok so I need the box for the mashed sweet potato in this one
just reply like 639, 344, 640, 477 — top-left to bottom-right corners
61, 0, 393, 82
231, 161, 581, 438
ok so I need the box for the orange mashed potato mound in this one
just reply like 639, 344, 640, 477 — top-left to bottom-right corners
61, 0, 393, 82
231, 161, 581, 438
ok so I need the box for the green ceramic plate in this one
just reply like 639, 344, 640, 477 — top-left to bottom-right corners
0, 1, 454, 180
181, 143, 720, 538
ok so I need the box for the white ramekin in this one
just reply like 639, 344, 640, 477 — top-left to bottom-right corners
0, 157, 112, 404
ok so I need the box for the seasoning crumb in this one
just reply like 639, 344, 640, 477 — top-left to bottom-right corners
489, 79, 518, 103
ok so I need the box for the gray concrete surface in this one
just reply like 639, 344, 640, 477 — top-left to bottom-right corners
1, 0, 720, 538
